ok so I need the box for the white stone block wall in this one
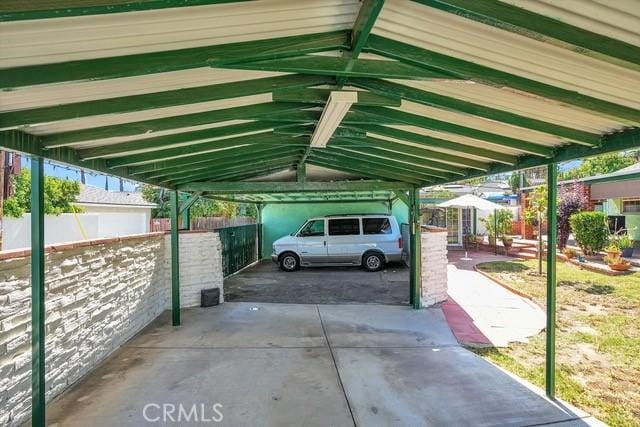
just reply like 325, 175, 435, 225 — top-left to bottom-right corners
0, 231, 223, 426
421, 227, 448, 307
164, 231, 224, 308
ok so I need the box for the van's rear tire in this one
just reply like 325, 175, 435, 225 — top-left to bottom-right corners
279, 252, 300, 272
362, 252, 384, 272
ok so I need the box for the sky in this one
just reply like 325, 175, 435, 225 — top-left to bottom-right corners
21, 157, 139, 192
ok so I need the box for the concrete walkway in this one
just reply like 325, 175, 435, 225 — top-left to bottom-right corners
445, 251, 546, 347
45, 302, 597, 426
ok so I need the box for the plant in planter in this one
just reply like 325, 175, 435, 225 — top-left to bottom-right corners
481, 210, 513, 249
604, 242, 621, 259
612, 231, 635, 257
563, 247, 577, 259
475, 234, 485, 244
569, 211, 609, 256
502, 235, 514, 250
603, 253, 632, 271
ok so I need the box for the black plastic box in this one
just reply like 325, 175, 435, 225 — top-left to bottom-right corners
201, 288, 220, 307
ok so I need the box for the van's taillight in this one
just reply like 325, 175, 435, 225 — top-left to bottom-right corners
398, 237, 403, 249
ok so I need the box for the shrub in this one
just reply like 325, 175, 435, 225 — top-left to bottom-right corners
563, 247, 577, 259
557, 183, 587, 249
482, 210, 513, 238
569, 211, 609, 256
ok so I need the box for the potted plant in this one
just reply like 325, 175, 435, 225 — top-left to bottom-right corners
618, 233, 634, 257
603, 253, 632, 271
501, 235, 514, 250
563, 247, 577, 259
605, 242, 621, 259
475, 234, 485, 245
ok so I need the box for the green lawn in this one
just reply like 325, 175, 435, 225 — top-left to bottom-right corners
474, 259, 640, 427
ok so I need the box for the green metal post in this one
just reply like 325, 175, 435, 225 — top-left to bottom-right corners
409, 187, 422, 309
546, 163, 558, 397
257, 203, 264, 260
170, 191, 180, 326
31, 157, 46, 427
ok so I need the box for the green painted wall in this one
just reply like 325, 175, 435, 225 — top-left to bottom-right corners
260, 200, 409, 259
603, 198, 640, 241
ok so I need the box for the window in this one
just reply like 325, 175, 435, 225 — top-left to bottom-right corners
328, 218, 360, 236
593, 201, 604, 212
623, 200, 640, 213
363, 218, 392, 234
298, 220, 324, 237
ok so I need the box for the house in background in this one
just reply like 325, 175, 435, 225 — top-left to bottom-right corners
1, 185, 156, 250
518, 162, 640, 242
421, 181, 519, 246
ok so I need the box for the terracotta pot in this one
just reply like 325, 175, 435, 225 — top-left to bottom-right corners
609, 263, 631, 271
606, 250, 621, 259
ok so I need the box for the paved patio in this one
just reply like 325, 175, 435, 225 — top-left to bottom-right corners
45, 302, 597, 426
445, 250, 546, 347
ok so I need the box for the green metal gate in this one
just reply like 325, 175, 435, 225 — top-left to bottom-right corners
218, 224, 258, 277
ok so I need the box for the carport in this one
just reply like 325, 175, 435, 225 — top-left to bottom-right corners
1, 0, 639, 425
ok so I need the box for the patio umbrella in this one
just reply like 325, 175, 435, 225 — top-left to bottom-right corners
437, 194, 507, 256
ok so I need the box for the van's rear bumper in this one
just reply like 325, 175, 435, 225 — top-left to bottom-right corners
385, 253, 403, 263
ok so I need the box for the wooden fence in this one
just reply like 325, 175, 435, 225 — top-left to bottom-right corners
149, 216, 255, 232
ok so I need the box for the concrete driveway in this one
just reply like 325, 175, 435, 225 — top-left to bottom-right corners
46, 303, 597, 426
224, 260, 409, 305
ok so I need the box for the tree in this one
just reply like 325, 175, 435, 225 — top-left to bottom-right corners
3, 169, 83, 217
557, 183, 587, 249
508, 172, 528, 193
560, 151, 638, 180
524, 185, 547, 274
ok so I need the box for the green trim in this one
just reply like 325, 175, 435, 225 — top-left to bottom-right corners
170, 191, 180, 326
365, 35, 640, 123
581, 170, 640, 185
354, 105, 555, 156
546, 163, 558, 397
40, 102, 309, 148
332, 136, 489, 170
357, 124, 517, 165
2, 31, 347, 88
166, 158, 301, 185
30, 156, 46, 427
177, 180, 413, 193
351, 78, 602, 145
179, 192, 201, 213
308, 156, 424, 185
413, 0, 640, 70
0, 0, 249, 21
0, 75, 330, 128
216, 55, 461, 80
272, 88, 400, 107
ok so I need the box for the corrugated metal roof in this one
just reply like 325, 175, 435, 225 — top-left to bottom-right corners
0, 0, 638, 200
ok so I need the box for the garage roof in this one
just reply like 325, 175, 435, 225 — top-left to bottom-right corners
1, 0, 639, 202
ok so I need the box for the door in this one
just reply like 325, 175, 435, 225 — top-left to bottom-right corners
446, 208, 461, 245
297, 219, 327, 265
327, 218, 362, 264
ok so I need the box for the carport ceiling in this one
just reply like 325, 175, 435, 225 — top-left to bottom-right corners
1, 0, 640, 198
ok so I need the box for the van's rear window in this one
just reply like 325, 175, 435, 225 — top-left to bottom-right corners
363, 218, 392, 234
328, 219, 360, 235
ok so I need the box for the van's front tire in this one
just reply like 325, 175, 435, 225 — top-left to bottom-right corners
362, 252, 384, 272
279, 252, 300, 272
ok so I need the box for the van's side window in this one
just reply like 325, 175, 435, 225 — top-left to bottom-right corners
299, 220, 325, 237
328, 219, 360, 236
363, 218, 392, 235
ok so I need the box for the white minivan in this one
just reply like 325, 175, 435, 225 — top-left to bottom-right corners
271, 214, 404, 272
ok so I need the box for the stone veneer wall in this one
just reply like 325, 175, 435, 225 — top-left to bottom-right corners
0, 231, 223, 426
421, 226, 448, 307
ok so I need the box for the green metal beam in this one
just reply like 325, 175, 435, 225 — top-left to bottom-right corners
297, 162, 306, 184
215, 55, 462, 80
170, 191, 180, 326
393, 190, 411, 207
197, 163, 297, 183
325, 145, 468, 176
130, 145, 288, 176
365, 35, 640, 123
177, 180, 413, 193
272, 88, 400, 107
79, 121, 289, 159
105, 133, 305, 168
546, 163, 558, 397
351, 78, 603, 145
307, 156, 424, 185
180, 192, 201, 213
413, 0, 640, 70
409, 186, 422, 309
0, 75, 330, 128
1, 31, 348, 88
357, 124, 517, 165
0, 0, 249, 21
353, 105, 555, 157
336, 0, 386, 87
30, 156, 46, 427
40, 102, 310, 148
332, 136, 489, 170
